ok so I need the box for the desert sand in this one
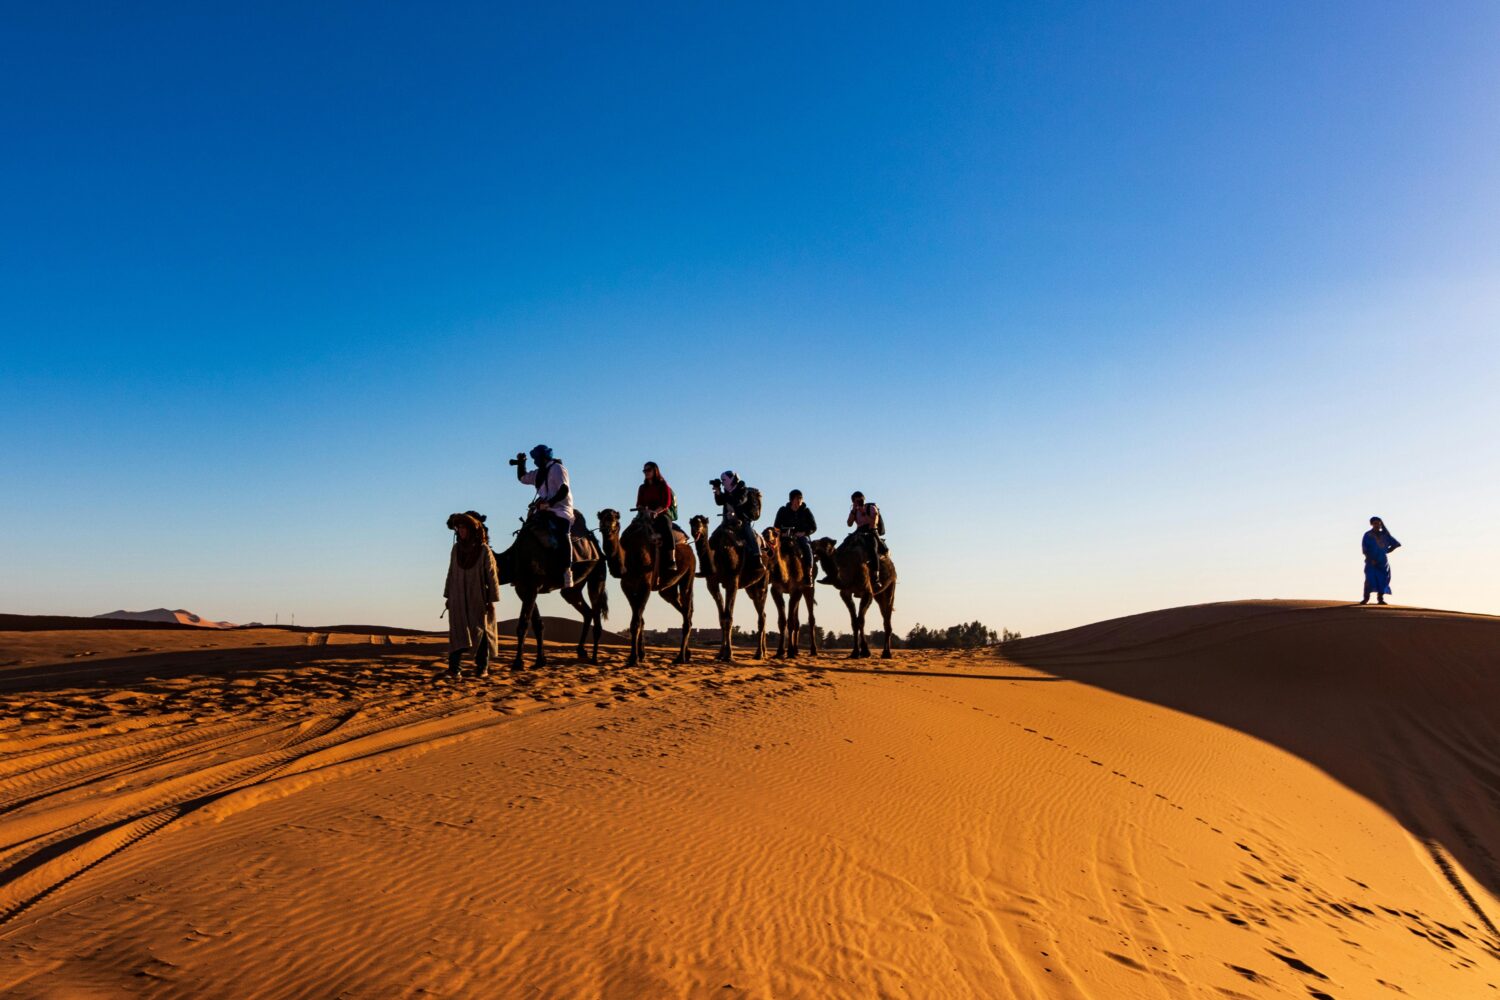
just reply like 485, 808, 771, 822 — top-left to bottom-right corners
1, 600, 1497, 998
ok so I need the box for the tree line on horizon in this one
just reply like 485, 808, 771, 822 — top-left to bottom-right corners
638, 620, 1020, 650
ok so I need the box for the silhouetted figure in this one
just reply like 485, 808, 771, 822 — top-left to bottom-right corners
1360, 516, 1401, 606
443, 511, 499, 678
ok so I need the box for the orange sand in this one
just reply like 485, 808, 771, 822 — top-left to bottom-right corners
1, 601, 1496, 997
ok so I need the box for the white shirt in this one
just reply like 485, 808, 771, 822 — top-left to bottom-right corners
521, 461, 574, 524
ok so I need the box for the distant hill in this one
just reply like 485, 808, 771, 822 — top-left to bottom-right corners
0, 613, 443, 636
497, 615, 630, 647
95, 608, 237, 629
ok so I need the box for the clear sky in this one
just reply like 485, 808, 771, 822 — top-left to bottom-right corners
4, 2, 1498, 635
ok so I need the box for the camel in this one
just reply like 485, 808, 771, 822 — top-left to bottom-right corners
812, 534, 897, 659
690, 513, 770, 661
762, 526, 818, 659
494, 512, 608, 670
597, 508, 695, 666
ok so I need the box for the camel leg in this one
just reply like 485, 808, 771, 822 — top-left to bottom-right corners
531, 604, 547, 668
718, 585, 738, 662
591, 574, 605, 664
705, 581, 728, 662
624, 585, 645, 668
753, 586, 768, 660
512, 592, 533, 671
840, 591, 860, 660
560, 585, 590, 662
856, 594, 873, 658
771, 589, 788, 659
661, 581, 692, 665
878, 584, 896, 659
638, 584, 651, 666
784, 591, 799, 660
805, 587, 818, 657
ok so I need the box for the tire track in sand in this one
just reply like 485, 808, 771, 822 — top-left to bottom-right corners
0, 695, 495, 925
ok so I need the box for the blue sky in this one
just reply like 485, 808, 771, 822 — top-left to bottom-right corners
4, 2, 1498, 634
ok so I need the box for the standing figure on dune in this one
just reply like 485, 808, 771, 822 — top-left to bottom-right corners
512, 444, 575, 587
1360, 516, 1401, 606
443, 511, 500, 679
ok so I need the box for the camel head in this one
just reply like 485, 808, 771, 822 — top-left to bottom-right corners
811, 537, 836, 559
597, 508, 620, 541
689, 514, 709, 541
763, 526, 780, 550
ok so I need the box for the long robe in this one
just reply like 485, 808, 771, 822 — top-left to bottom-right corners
1362, 529, 1401, 596
445, 544, 500, 653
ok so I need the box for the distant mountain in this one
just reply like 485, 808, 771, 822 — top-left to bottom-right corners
94, 608, 237, 629
497, 615, 630, 646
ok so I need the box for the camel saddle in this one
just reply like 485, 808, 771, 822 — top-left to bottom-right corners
569, 512, 601, 565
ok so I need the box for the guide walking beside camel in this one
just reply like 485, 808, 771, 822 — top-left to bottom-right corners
443, 511, 500, 679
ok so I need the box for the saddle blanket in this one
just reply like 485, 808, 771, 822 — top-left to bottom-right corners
570, 531, 601, 565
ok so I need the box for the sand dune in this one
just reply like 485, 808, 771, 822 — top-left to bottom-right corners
95, 608, 238, 629
0, 601, 1496, 997
497, 614, 632, 647
1004, 599, 1500, 921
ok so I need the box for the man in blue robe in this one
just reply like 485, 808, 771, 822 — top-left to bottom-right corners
1360, 516, 1401, 605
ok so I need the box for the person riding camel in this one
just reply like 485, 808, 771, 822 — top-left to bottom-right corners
708, 470, 764, 576
511, 443, 575, 587
773, 489, 817, 579
636, 460, 679, 574
827, 490, 886, 588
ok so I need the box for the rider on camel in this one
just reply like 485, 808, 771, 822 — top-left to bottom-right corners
825, 490, 885, 588
636, 461, 679, 574
709, 470, 764, 576
512, 444, 575, 587
773, 489, 817, 580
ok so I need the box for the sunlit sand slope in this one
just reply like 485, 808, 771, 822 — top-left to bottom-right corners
1, 603, 1497, 998
1004, 599, 1500, 931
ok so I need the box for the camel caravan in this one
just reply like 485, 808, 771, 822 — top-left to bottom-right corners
442, 445, 896, 677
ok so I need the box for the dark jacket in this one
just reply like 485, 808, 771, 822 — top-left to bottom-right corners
714, 480, 756, 521
774, 504, 817, 535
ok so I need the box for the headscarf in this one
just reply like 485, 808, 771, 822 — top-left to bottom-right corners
530, 444, 554, 464
447, 511, 487, 568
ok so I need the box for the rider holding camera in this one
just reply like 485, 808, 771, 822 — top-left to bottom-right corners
511, 444, 575, 586
834, 491, 886, 588
710, 470, 764, 576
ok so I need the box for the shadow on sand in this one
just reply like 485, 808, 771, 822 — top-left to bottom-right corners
1001, 599, 1500, 931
